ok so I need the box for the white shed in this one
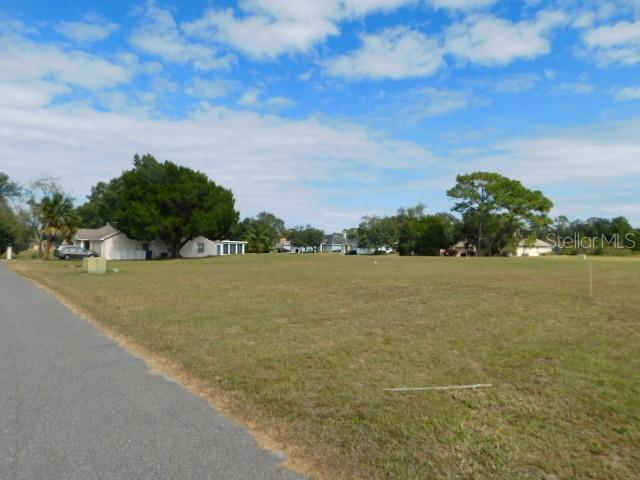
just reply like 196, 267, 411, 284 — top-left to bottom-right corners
214, 240, 247, 256
516, 239, 553, 257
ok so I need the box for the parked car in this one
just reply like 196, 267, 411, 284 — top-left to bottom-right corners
56, 246, 99, 260
345, 249, 358, 255
54, 244, 75, 256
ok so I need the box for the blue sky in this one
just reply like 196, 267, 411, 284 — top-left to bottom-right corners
1, 0, 639, 230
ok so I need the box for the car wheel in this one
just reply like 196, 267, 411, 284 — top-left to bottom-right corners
64, 254, 70, 260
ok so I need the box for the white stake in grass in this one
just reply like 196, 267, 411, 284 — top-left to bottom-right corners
385, 384, 492, 392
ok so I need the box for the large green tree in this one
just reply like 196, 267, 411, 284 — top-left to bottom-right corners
357, 215, 396, 251
235, 212, 286, 253
76, 180, 121, 228
111, 154, 238, 258
447, 172, 552, 255
287, 225, 324, 250
397, 213, 457, 256
0, 172, 21, 203
0, 204, 20, 254
0, 172, 22, 253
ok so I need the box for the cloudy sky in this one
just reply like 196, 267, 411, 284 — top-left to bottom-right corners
1, 0, 639, 230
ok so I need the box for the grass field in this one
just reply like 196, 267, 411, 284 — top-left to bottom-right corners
8, 254, 640, 479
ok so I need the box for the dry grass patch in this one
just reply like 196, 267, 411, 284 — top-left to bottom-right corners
9, 255, 640, 479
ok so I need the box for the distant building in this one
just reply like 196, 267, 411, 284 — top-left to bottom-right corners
515, 239, 553, 257
275, 237, 292, 252
448, 241, 476, 257
74, 224, 247, 260
320, 232, 358, 254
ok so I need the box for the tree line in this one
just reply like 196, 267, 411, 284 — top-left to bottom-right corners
348, 171, 639, 256
1, 159, 638, 259
0, 155, 327, 258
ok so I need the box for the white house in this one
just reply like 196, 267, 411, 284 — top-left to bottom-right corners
74, 224, 161, 260
74, 224, 246, 260
320, 233, 358, 254
515, 239, 553, 257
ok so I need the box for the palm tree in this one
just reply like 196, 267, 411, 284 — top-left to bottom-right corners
40, 192, 75, 260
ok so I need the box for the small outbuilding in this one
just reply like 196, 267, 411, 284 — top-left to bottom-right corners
214, 240, 248, 256
450, 241, 476, 257
515, 239, 553, 257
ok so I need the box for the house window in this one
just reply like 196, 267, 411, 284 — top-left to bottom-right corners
223, 243, 229, 255
197, 243, 205, 254
230, 243, 237, 255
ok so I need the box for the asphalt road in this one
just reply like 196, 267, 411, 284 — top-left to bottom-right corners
0, 263, 304, 480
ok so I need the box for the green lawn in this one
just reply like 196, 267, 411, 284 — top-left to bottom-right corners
9, 255, 640, 479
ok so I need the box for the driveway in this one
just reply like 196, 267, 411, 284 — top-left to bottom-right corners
0, 263, 303, 480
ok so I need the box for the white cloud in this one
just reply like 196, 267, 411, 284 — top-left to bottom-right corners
131, 3, 235, 70
0, 81, 69, 108
186, 78, 237, 99
342, 0, 416, 16
238, 89, 261, 106
0, 14, 38, 35
182, 7, 339, 59
238, 89, 296, 109
553, 82, 594, 95
402, 87, 474, 118
182, 0, 415, 59
56, 19, 119, 44
582, 20, 640, 65
151, 77, 179, 93
427, 0, 496, 10
326, 27, 443, 79
611, 86, 640, 101
366, 87, 478, 127
477, 73, 541, 93
445, 10, 567, 66
470, 121, 640, 185
0, 32, 133, 89
571, 2, 619, 29
0, 97, 433, 230
264, 95, 297, 108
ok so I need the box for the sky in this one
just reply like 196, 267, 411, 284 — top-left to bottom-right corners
0, 0, 639, 231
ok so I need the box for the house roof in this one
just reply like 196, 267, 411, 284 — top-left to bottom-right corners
518, 239, 553, 248
453, 241, 475, 249
322, 232, 347, 245
75, 224, 119, 241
